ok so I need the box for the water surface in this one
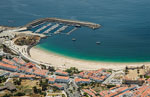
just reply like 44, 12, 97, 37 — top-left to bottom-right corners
0, 0, 150, 62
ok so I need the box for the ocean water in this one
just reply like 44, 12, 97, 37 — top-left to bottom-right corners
0, 0, 150, 62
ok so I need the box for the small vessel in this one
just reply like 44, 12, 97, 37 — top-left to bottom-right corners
96, 41, 101, 45
72, 38, 76, 41
75, 25, 81, 28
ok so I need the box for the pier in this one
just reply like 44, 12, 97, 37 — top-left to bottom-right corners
34, 23, 51, 33
43, 24, 59, 34
54, 25, 68, 34
29, 22, 45, 29
67, 27, 78, 35
25, 18, 101, 30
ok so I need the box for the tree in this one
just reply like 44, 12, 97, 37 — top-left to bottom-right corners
65, 67, 80, 75
13, 78, 21, 85
40, 79, 48, 91
48, 66, 55, 72
84, 93, 88, 97
2, 94, 12, 97
0, 76, 7, 83
14, 92, 25, 96
33, 86, 38, 93
107, 84, 116, 88
40, 92, 46, 96
42, 84, 47, 91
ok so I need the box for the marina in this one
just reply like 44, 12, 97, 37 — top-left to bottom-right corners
0, 17, 101, 67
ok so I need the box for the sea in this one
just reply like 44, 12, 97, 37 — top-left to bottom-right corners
0, 0, 150, 62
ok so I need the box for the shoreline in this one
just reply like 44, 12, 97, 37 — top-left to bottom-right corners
30, 47, 150, 70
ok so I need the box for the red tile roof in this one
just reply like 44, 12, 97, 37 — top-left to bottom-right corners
33, 70, 46, 76
75, 78, 90, 83
19, 74, 36, 78
56, 76, 69, 80
0, 62, 17, 69
13, 57, 26, 65
53, 83, 63, 88
18, 67, 26, 71
2, 58, 14, 65
82, 89, 96, 97
48, 78, 55, 82
55, 70, 68, 75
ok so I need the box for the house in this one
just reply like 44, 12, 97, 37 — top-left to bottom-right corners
24, 68, 33, 74
18, 67, 26, 73
13, 57, 26, 65
25, 62, 36, 68
75, 78, 90, 84
48, 78, 55, 84
2, 58, 15, 65
10, 73, 20, 78
90, 77, 104, 83
0, 62, 18, 72
19, 74, 36, 79
78, 69, 110, 83
55, 70, 68, 76
81, 89, 97, 97
55, 76, 70, 83
52, 83, 64, 90
33, 70, 46, 77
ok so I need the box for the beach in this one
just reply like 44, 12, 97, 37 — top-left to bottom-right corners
30, 47, 150, 70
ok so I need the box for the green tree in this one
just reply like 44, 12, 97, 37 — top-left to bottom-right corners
2, 94, 12, 97
33, 86, 38, 93
65, 67, 80, 75
14, 92, 25, 96
13, 78, 21, 85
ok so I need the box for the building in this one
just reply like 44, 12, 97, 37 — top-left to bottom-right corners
124, 65, 147, 85
78, 69, 111, 83
81, 89, 97, 97
19, 74, 36, 79
48, 78, 55, 84
52, 83, 64, 90
2, 58, 15, 65
0, 62, 17, 72
75, 78, 90, 84
13, 57, 26, 65
55, 76, 70, 83
125, 65, 146, 80
90, 75, 107, 83
55, 70, 68, 76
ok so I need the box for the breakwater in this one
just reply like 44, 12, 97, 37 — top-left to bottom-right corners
25, 18, 101, 29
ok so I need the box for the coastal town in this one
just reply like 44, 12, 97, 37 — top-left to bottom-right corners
0, 56, 150, 97
0, 18, 150, 97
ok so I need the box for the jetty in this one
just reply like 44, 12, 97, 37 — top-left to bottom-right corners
25, 18, 101, 30
54, 25, 68, 34
43, 24, 59, 34
34, 23, 51, 33
67, 27, 78, 35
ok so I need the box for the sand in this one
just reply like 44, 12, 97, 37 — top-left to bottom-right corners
30, 47, 150, 70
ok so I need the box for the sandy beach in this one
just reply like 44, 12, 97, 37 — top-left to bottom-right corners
30, 47, 150, 70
